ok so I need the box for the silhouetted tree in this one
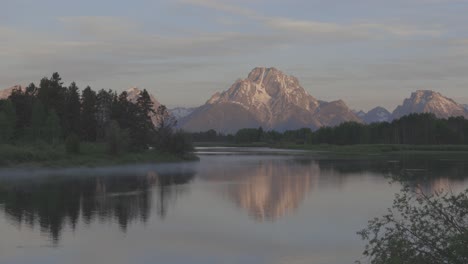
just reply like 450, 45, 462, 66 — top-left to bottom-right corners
80, 86, 98, 141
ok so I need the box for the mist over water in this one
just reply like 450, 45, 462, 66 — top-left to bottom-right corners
1, 148, 467, 264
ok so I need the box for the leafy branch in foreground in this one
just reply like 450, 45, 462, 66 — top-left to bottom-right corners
357, 187, 468, 264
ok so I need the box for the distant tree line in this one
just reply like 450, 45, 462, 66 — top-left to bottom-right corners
191, 113, 468, 145
0, 72, 192, 155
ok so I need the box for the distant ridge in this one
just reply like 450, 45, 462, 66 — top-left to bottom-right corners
392, 90, 468, 120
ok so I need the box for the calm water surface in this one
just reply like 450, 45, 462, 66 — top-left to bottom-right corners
1, 147, 467, 264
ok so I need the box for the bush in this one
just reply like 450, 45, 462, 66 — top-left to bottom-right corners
357, 187, 468, 264
169, 131, 194, 156
65, 133, 81, 154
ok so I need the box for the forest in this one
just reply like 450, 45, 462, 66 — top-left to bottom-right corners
0, 73, 193, 165
192, 113, 468, 146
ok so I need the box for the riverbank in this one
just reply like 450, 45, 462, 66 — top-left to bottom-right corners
0, 143, 198, 168
194, 142, 468, 156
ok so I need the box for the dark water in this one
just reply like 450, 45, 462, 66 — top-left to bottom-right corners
0, 148, 467, 264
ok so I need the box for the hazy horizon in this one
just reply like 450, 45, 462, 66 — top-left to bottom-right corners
2, 0, 468, 111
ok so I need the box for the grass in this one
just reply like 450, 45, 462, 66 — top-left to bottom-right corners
194, 141, 468, 156
0, 142, 198, 168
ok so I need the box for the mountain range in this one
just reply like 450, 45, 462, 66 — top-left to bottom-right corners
179, 67, 360, 133
1, 67, 467, 132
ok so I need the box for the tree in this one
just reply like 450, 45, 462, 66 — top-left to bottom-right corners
44, 110, 62, 144
29, 100, 47, 141
0, 112, 14, 143
105, 120, 129, 155
0, 100, 16, 142
8, 84, 34, 137
81, 86, 98, 141
96, 89, 114, 140
64, 82, 81, 136
357, 187, 468, 264
134, 90, 156, 149
154, 105, 177, 151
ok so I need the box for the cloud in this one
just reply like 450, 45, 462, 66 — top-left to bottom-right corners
179, 0, 442, 38
58, 16, 140, 38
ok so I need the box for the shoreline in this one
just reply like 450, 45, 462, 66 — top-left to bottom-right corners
0, 143, 199, 169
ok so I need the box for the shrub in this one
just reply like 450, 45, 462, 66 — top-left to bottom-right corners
65, 133, 81, 154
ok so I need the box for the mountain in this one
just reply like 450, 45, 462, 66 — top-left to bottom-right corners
0, 85, 23, 99
464, 104, 468, 111
180, 67, 361, 133
125, 87, 162, 126
361, 107, 391, 123
169, 107, 196, 120
392, 90, 468, 120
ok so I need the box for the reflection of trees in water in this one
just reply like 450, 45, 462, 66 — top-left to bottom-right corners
0, 169, 194, 243
315, 157, 468, 193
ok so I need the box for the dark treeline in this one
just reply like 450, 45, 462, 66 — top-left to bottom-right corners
192, 113, 468, 145
0, 73, 192, 156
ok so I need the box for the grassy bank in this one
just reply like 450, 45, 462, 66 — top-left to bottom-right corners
0, 143, 198, 168
194, 142, 468, 155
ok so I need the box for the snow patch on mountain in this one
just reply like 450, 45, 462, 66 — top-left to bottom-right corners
392, 90, 467, 119
169, 107, 196, 120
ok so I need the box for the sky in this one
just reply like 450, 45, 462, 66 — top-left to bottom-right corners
1, 0, 468, 111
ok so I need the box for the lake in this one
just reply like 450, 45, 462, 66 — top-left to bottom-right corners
1, 147, 467, 264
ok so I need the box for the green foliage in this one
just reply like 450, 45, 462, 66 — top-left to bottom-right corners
64, 82, 81, 136
29, 100, 46, 141
357, 187, 468, 264
0, 100, 16, 142
195, 113, 468, 147
81, 86, 98, 141
65, 133, 81, 154
44, 110, 62, 145
0, 73, 194, 162
235, 127, 263, 143
105, 120, 129, 156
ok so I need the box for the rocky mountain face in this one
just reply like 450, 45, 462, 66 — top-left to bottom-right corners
180, 67, 361, 133
357, 107, 391, 123
392, 90, 468, 120
125, 87, 162, 126
169, 107, 196, 120
0, 85, 23, 99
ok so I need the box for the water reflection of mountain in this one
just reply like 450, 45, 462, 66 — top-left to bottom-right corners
0, 168, 195, 243
199, 159, 321, 221
198, 156, 468, 221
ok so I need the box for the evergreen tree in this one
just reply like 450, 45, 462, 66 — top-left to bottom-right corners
81, 86, 98, 141
134, 89, 155, 149
8, 85, 34, 138
0, 112, 13, 143
45, 110, 62, 145
30, 100, 47, 141
96, 89, 114, 140
64, 82, 81, 136
0, 100, 16, 142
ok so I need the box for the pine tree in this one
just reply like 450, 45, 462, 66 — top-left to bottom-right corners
30, 100, 46, 141
8, 85, 34, 138
81, 86, 98, 141
96, 89, 114, 140
64, 82, 81, 136
134, 89, 155, 149
45, 110, 62, 145
0, 100, 16, 142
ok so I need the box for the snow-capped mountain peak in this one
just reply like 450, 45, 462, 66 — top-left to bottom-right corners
392, 90, 467, 119
180, 67, 361, 132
